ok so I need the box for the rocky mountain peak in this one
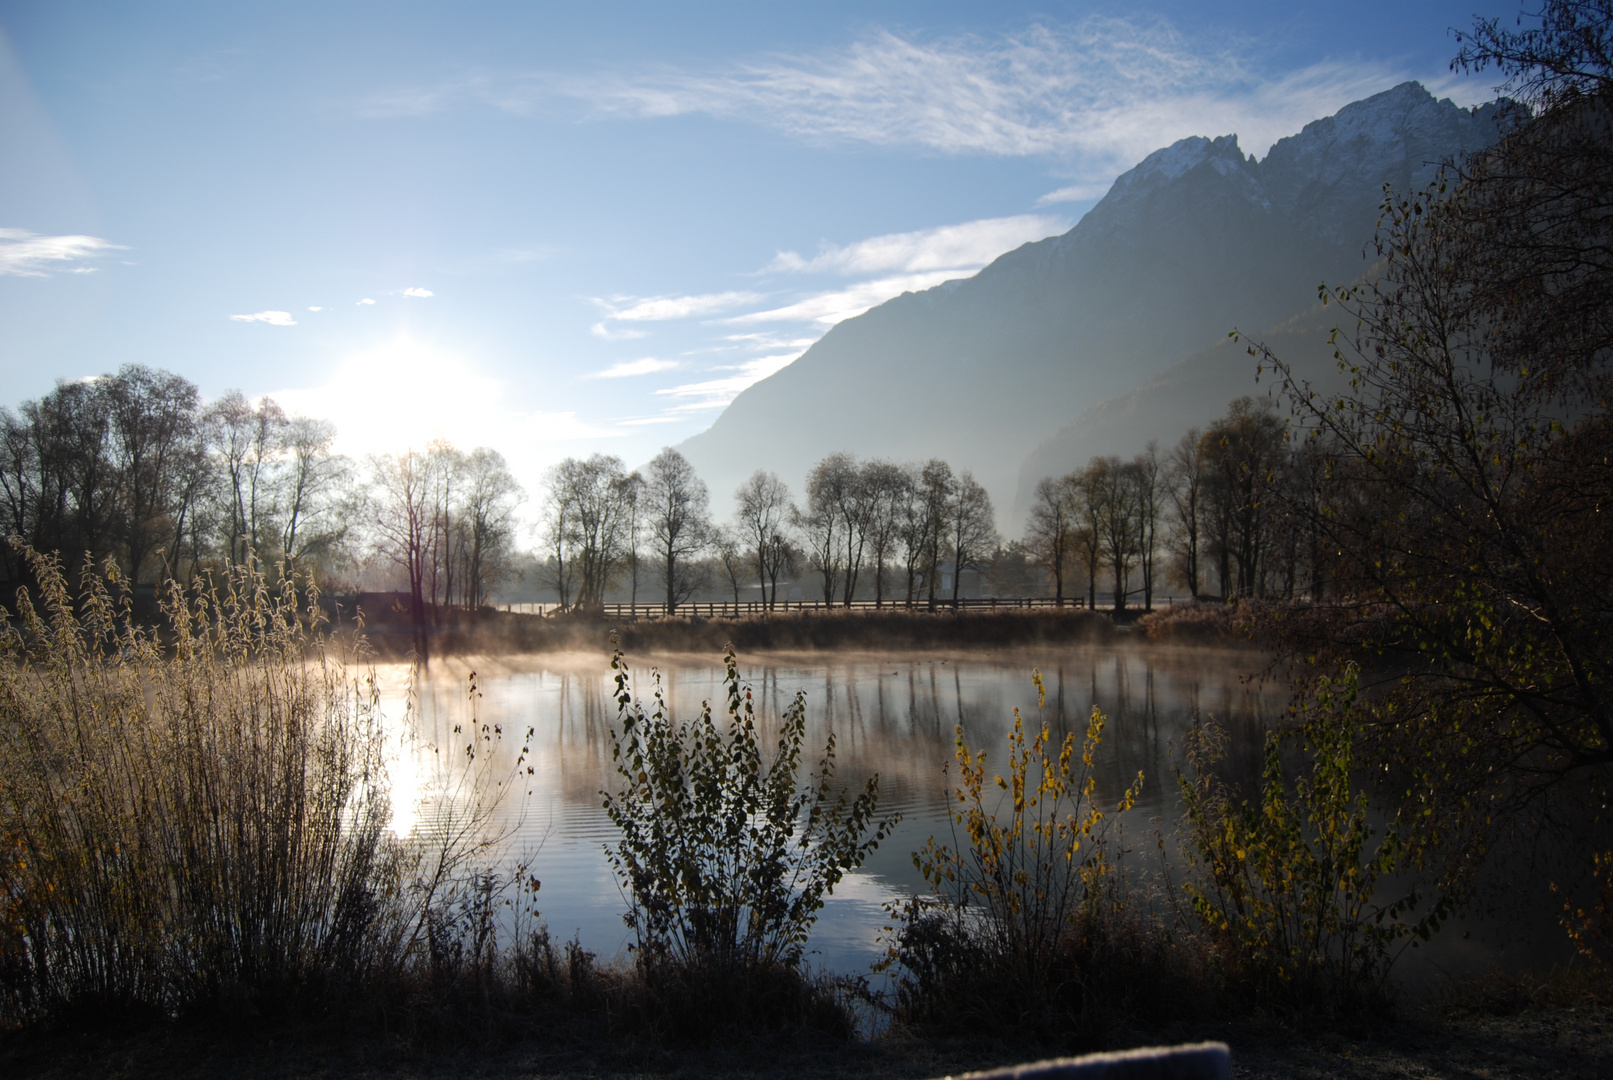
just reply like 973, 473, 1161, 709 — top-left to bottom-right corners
1072, 82, 1503, 247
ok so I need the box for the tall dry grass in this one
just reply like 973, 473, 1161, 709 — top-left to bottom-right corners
0, 548, 498, 1025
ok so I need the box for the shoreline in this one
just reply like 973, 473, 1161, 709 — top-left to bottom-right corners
336, 604, 1261, 662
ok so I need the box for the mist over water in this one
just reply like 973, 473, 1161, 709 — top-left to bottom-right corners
376, 645, 1284, 973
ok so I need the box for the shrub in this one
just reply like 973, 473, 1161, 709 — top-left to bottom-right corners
1176, 667, 1444, 1016
883, 671, 1150, 1034
1556, 849, 1613, 979
600, 645, 894, 1037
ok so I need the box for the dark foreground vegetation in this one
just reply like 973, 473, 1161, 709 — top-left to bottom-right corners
3, 2, 1613, 1077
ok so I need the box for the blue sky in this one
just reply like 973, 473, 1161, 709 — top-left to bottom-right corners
1, 0, 1501, 498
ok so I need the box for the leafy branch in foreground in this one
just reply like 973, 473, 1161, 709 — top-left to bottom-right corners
883, 672, 1145, 1030
601, 646, 895, 976
1177, 668, 1446, 1015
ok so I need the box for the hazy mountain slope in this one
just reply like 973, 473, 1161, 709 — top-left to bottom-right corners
676, 83, 1502, 519
1010, 303, 1348, 525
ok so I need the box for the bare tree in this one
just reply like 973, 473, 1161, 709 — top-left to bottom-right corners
713, 524, 749, 604
1200, 398, 1286, 599
894, 465, 928, 606
861, 460, 908, 606
278, 416, 353, 577
644, 448, 712, 613
621, 471, 645, 605
734, 469, 793, 609
1066, 466, 1103, 610
1134, 442, 1163, 610
423, 440, 464, 608
802, 455, 851, 604
455, 447, 523, 609
946, 472, 996, 609
540, 482, 576, 610
916, 459, 954, 608
1166, 428, 1206, 598
105, 365, 205, 584
544, 454, 632, 612
1087, 456, 1142, 611
835, 459, 874, 606
1025, 474, 1077, 603
370, 449, 432, 655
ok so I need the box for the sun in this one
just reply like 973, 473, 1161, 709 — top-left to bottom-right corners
274, 335, 504, 458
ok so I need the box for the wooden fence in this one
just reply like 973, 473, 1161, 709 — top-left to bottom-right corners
500, 596, 1181, 620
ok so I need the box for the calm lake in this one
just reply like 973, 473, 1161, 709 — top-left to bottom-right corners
374, 644, 1564, 985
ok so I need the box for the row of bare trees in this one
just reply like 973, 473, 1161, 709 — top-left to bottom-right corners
791, 455, 994, 609
539, 449, 999, 612
1, 366, 524, 623
0, 366, 355, 587
1024, 396, 1335, 610
540, 448, 713, 614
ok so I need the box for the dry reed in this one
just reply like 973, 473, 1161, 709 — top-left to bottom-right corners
0, 548, 498, 1025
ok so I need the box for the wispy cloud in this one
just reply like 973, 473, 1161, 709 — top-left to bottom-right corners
766, 214, 1063, 276
357, 298, 375, 305
229, 310, 297, 326
403, 286, 434, 297
600, 290, 765, 322
591, 289, 767, 339
375, 20, 1432, 172
722, 331, 819, 350
726, 271, 976, 327
591, 321, 649, 341
579, 23, 1416, 166
1036, 181, 1112, 205
587, 357, 680, 379
654, 353, 803, 411
0, 228, 125, 277
308, 305, 324, 312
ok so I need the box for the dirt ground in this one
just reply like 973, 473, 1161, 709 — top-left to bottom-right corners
5, 1002, 1611, 1080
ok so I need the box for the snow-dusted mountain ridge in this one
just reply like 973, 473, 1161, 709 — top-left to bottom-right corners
675, 83, 1505, 525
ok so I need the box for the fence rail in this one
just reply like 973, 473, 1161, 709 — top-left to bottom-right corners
499, 596, 1181, 620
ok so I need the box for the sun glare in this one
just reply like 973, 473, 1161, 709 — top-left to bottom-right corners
273, 337, 503, 459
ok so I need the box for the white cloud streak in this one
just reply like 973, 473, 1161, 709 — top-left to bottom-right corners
727, 272, 977, 327
403, 286, 434, 297
599, 290, 765, 323
358, 298, 375, 305
591, 321, 649, 340
653, 353, 803, 411
767, 214, 1063, 276
0, 228, 125, 276
230, 310, 297, 326
1036, 181, 1112, 205
587, 357, 680, 379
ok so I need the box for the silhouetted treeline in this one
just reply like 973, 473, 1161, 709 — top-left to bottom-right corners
1023, 395, 1332, 610
539, 447, 1001, 613
0, 366, 522, 622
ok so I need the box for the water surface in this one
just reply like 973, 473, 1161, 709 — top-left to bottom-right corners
377, 644, 1280, 973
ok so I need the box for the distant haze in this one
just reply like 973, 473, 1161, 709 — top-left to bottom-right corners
676, 83, 1505, 528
